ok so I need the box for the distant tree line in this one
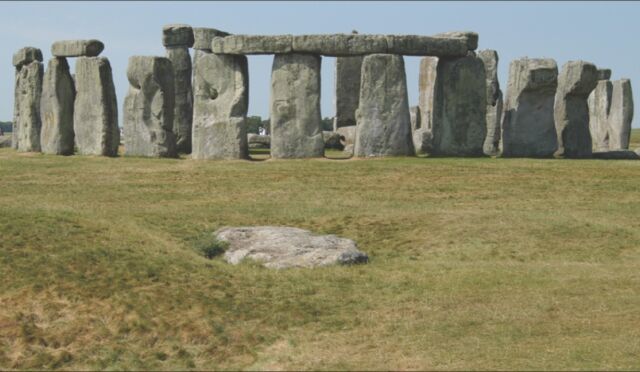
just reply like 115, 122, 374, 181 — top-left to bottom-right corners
246, 116, 334, 134
0, 122, 12, 133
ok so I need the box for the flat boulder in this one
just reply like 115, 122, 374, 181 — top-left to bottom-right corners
215, 226, 369, 269
592, 150, 639, 160
51, 40, 104, 57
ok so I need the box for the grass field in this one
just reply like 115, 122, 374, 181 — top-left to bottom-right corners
1, 130, 639, 370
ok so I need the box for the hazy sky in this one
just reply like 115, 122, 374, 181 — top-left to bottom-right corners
1, 1, 638, 127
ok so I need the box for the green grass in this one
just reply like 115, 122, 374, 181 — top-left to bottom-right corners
1, 143, 640, 370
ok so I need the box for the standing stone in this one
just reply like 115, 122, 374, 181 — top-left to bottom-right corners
270, 53, 324, 159
354, 54, 414, 157
40, 57, 75, 155
478, 50, 502, 156
73, 57, 119, 156
333, 55, 363, 130
12, 47, 43, 152
587, 69, 612, 151
430, 55, 487, 156
192, 53, 249, 160
608, 79, 634, 150
123, 56, 176, 158
418, 57, 438, 133
502, 58, 558, 157
163, 24, 194, 154
554, 61, 598, 158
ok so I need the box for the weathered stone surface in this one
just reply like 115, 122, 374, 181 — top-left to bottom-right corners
333, 55, 362, 129
13, 56, 43, 152
484, 92, 503, 156
40, 57, 75, 155
193, 27, 230, 50
478, 50, 502, 155
216, 226, 369, 269
588, 80, 612, 151
431, 55, 487, 156
166, 47, 193, 153
418, 57, 438, 133
162, 24, 194, 47
336, 125, 356, 146
323, 131, 345, 150
412, 128, 432, 155
270, 53, 324, 159
592, 150, 639, 160
387, 35, 468, 56
596, 68, 611, 81
73, 57, 119, 156
433, 31, 479, 51
192, 53, 249, 160
354, 54, 414, 157
410, 106, 420, 132
608, 79, 634, 150
502, 58, 558, 157
123, 56, 176, 158
554, 61, 598, 158
343, 143, 354, 155
51, 40, 104, 57
12, 47, 43, 68
293, 34, 387, 56
247, 133, 270, 148
213, 35, 293, 54
212, 34, 469, 57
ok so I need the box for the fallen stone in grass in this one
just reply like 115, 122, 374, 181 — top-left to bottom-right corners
592, 150, 640, 160
215, 226, 368, 269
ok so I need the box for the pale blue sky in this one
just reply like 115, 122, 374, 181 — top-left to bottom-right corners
1, 1, 638, 127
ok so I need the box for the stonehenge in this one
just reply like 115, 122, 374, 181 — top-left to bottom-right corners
163, 24, 194, 153
123, 56, 177, 158
8, 28, 637, 162
270, 53, 324, 159
588, 69, 613, 151
354, 54, 414, 157
73, 56, 119, 156
12, 47, 43, 152
40, 57, 75, 155
608, 79, 634, 150
554, 61, 598, 158
502, 58, 559, 157
192, 53, 249, 160
478, 50, 503, 156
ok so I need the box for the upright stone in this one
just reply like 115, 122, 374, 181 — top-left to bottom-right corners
502, 58, 558, 157
354, 54, 414, 157
192, 53, 249, 160
163, 24, 194, 154
431, 55, 487, 156
40, 57, 75, 155
12, 47, 43, 152
73, 57, 119, 156
587, 69, 612, 151
478, 50, 502, 156
123, 56, 176, 158
418, 57, 438, 132
270, 53, 324, 159
554, 61, 598, 158
333, 37, 363, 131
608, 79, 634, 150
